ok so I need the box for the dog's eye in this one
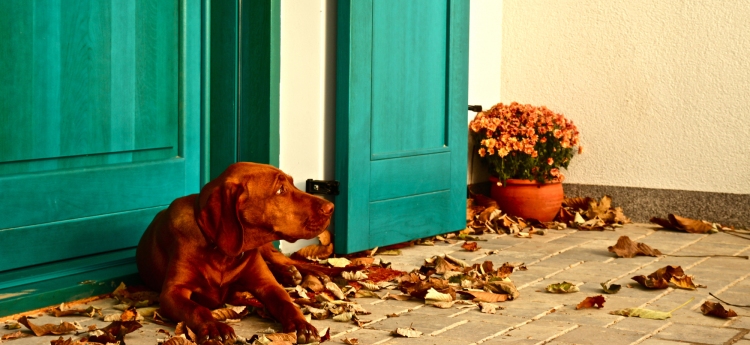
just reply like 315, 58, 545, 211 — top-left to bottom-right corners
276, 185, 284, 195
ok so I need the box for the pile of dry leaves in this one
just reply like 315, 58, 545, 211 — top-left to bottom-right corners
467, 193, 631, 236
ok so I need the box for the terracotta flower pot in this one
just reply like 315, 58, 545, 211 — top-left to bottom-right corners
489, 177, 563, 222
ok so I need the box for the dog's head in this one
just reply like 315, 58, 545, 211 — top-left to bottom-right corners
195, 162, 334, 257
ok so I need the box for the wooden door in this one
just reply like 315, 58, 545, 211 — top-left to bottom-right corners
0, 0, 201, 316
334, 0, 469, 253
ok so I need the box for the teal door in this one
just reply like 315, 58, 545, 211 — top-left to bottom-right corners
0, 0, 201, 315
334, 0, 469, 253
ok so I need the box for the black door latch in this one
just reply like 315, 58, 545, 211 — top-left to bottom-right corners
306, 179, 340, 196
468, 105, 483, 112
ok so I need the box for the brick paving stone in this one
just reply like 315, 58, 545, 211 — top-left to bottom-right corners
355, 299, 425, 317
729, 316, 750, 330
503, 319, 578, 341
539, 305, 622, 327
673, 241, 750, 257
479, 250, 548, 265
636, 339, 686, 345
332, 328, 393, 344
477, 337, 540, 345
490, 299, 560, 320
544, 246, 614, 264
309, 318, 360, 338
428, 319, 516, 343
455, 310, 527, 327
654, 323, 742, 345
735, 340, 750, 345
635, 231, 705, 253
364, 310, 466, 334
547, 324, 644, 345
607, 316, 670, 334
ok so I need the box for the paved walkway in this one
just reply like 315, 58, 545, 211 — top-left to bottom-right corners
2, 223, 750, 345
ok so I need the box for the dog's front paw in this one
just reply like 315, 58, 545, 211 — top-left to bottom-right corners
196, 321, 236, 344
269, 263, 303, 286
284, 317, 319, 344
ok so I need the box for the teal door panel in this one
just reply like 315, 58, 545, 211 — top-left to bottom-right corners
0, 0, 201, 316
335, 0, 469, 253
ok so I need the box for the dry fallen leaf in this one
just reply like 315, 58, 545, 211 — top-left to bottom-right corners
424, 288, 453, 304
325, 282, 346, 300
318, 229, 332, 246
266, 332, 297, 342
669, 275, 698, 290
632, 265, 694, 290
349, 257, 375, 267
700, 301, 737, 318
50, 305, 102, 318
391, 327, 422, 338
650, 214, 713, 233
609, 307, 673, 320
17, 316, 78, 336
1, 331, 30, 341
456, 290, 509, 303
601, 282, 621, 294
479, 302, 500, 314
576, 295, 606, 309
342, 337, 360, 345
301, 274, 325, 293
211, 306, 248, 321
327, 258, 352, 268
608, 236, 663, 258
545, 282, 579, 293
461, 241, 481, 252
163, 335, 197, 345
485, 281, 520, 300
610, 297, 694, 320
295, 243, 334, 259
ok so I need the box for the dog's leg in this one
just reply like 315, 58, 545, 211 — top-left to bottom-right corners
238, 250, 320, 344
159, 271, 235, 343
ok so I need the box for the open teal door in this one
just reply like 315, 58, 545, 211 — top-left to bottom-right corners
0, 0, 201, 316
334, 0, 469, 254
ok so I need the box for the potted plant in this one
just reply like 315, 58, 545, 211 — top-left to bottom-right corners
469, 102, 582, 221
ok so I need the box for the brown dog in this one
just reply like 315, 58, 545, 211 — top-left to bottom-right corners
136, 162, 333, 344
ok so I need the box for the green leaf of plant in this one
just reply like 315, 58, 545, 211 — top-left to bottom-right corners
545, 281, 579, 293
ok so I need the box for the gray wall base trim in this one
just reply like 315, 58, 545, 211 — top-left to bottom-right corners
469, 182, 749, 228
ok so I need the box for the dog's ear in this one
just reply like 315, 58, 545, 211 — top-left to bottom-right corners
196, 182, 245, 257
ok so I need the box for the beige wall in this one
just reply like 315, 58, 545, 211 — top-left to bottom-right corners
501, 0, 750, 194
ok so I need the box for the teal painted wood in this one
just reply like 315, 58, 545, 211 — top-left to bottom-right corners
0, 207, 164, 272
369, 191, 452, 244
239, 0, 280, 167
0, 0, 202, 315
0, 159, 184, 230
335, 0, 469, 254
181, 0, 202, 192
208, 0, 239, 180
0, 249, 140, 317
335, 0, 373, 253
208, 0, 280, 179
0, 249, 136, 290
447, 0, 470, 232
369, 152, 451, 201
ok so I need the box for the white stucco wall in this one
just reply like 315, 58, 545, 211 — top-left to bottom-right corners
278, 0, 337, 253
501, 0, 750, 194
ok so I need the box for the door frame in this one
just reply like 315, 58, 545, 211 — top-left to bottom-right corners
204, 0, 281, 184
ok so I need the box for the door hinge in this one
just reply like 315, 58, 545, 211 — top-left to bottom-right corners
306, 179, 340, 196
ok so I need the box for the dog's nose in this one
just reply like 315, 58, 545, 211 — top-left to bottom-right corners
320, 202, 334, 216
